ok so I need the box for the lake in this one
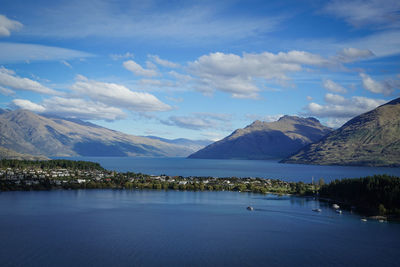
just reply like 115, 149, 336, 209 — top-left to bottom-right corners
0, 190, 399, 267
57, 157, 400, 183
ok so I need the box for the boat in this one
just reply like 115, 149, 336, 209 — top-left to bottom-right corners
246, 206, 254, 211
312, 208, 322, 212
361, 218, 367, 222
336, 209, 342, 214
379, 219, 385, 223
332, 204, 340, 209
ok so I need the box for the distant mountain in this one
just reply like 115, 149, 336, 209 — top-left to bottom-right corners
0, 146, 48, 160
188, 116, 332, 159
145, 136, 212, 152
282, 98, 400, 167
0, 109, 203, 157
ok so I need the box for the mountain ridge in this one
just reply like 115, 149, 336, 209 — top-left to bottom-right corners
188, 115, 332, 159
0, 109, 208, 158
282, 97, 400, 167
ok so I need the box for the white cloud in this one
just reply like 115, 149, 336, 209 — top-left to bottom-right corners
123, 60, 158, 77
0, 42, 93, 63
323, 0, 400, 28
161, 113, 232, 130
148, 55, 179, 68
61, 60, 72, 68
360, 73, 399, 95
336, 48, 374, 63
245, 114, 284, 122
304, 94, 386, 119
0, 86, 15, 96
188, 51, 330, 99
324, 93, 346, 105
0, 67, 59, 95
14, 1, 281, 43
71, 75, 171, 112
324, 118, 351, 128
323, 79, 347, 94
110, 52, 134, 61
0, 15, 22, 37
42, 97, 126, 121
11, 97, 126, 121
11, 99, 46, 112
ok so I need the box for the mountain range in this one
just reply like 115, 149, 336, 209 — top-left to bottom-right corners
189, 115, 332, 159
282, 97, 400, 167
0, 109, 210, 158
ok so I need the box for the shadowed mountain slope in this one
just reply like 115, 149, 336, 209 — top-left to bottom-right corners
282, 98, 400, 167
188, 116, 332, 159
0, 109, 204, 157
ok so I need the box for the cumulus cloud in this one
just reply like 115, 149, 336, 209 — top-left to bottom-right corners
245, 114, 284, 122
11, 99, 46, 113
71, 75, 171, 112
0, 42, 93, 63
304, 94, 386, 120
123, 60, 158, 77
0, 67, 59, 95
360, 73, 399, 95
323, 79, 347, 94
148, 55, 179, 68
323, 0, 400, 28
161, 112, 232, 130
42, 97, 126, 121
11, 97, 126, 121
336, 48, 374, 63
188, 51, 330, 99
0, 15, 22, 37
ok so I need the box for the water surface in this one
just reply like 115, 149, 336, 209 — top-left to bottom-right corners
0, 190, 399, 267
58, 157, 400, 182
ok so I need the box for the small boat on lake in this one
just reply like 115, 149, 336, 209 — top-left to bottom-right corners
361, 218, 367, 222
312, 208, 322, 212
332, 204, 340, 209
247, 206, 254, 211
336, 210, 342, 214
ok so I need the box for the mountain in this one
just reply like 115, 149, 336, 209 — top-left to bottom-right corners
0, 146, 48, 160
0, 109, 204, 157
282, 98, 400, 167
188, 116, 332, 159
145, 136, 212, 152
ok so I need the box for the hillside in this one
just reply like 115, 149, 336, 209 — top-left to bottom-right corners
145, 136, 212, 152
188, 116, 332, 159
282, 98, 400, 166
0, 109, 204, 157
0, 146, 48, 160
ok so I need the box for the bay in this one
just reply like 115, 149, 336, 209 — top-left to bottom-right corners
0, 189, 399, 267
57, 157, 400, 183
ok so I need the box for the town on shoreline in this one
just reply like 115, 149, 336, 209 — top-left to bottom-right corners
1, 159, 399, 220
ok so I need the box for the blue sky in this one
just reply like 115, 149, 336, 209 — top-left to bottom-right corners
0, 0, 399, 140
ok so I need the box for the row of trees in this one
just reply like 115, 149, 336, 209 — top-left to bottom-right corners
319, 175, 400, 216
0, 159, 104, 170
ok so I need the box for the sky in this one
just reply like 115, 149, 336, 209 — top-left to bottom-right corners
0, 0, 399, 141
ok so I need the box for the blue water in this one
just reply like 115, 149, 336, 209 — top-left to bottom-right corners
58, 157, 400, 182
0, 190, 399, 267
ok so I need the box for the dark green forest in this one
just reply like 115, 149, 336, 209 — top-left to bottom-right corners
0, 159, 104, 170
319, 175, 400, 216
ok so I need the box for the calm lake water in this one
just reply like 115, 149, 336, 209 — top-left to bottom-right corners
0, 190, 399, 267
58, 157, 400, 183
